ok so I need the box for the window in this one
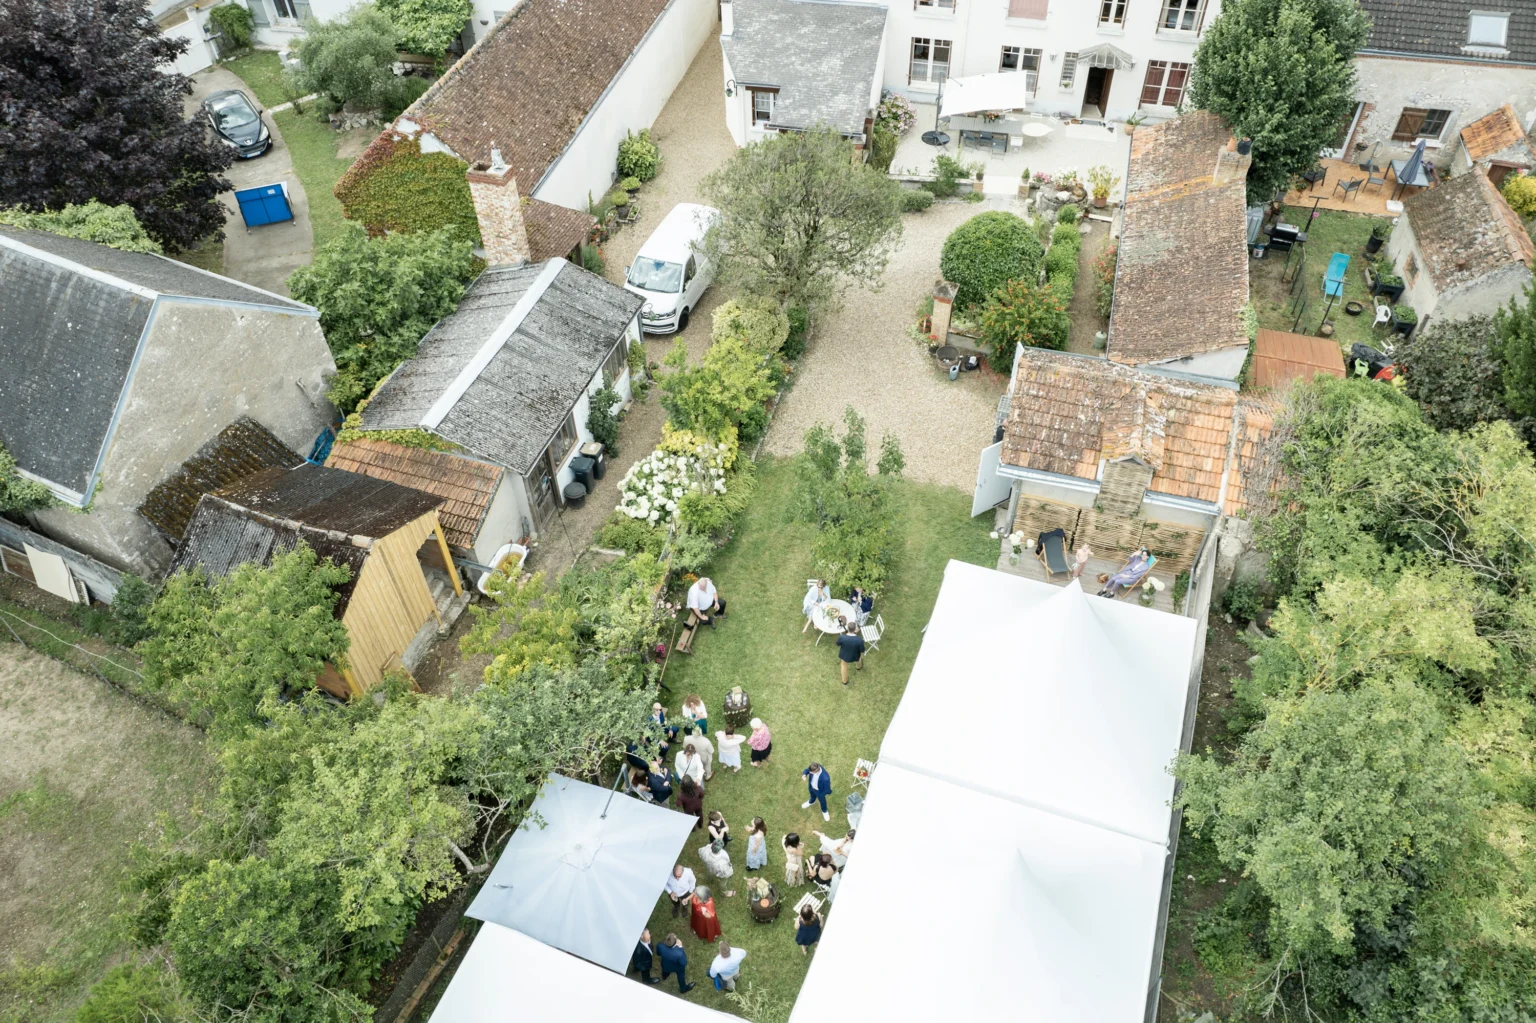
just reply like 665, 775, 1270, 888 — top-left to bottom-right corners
272, 0, 296, 19
600, 338, 628, 386
685, 256, 698, 283
1099, 0, 1127, 27
1059, 51, 1079, 90
910, 37, 952, 84
1468, 10, 1510, 47
915, 0, 957, 10
1000, 45, 1020, 71
750, 88, 775, 126
1159, 0, 1203, 31
1008, 0, 1048, 17
1391, 107, 1451, 140
999, 47, 1042, 92
1139, 60, 1189, 106
549, 412, 579, 473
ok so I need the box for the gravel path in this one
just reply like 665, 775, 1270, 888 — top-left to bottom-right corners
763, 200, 1011, 492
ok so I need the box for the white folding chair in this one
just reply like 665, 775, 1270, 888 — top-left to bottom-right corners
860, 614, 884, 653
852, 758, 876, 791
793, 892, 824, 918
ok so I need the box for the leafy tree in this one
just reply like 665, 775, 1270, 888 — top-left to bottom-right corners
700, 127, 903, 309
460, 571, 582, 684
287, 223, 477, 413
977, 279, 1071, 369
377, 0, 470, 55
1503, 173, 1536, 218
208, 3, 255, 51
1399, 314, 1524, 434
939, 211, 1043, 308
291, 5, 399, 110
0, 200, 161, 252
789, 407, 904, 592
586, 378, 624, 456
712, 297, 789, 356
0, 442, 55, 513
0, 0, 232, 251
658, 336, 776, 443
1190, 0, 1370, 205
1496, 279, 1536, 420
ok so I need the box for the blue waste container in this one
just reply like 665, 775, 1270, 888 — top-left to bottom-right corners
234, 182, 294, 229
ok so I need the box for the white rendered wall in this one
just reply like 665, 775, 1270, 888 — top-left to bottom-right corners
473, 476, 527, 564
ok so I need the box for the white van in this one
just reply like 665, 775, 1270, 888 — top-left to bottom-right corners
623, 203, 720, 334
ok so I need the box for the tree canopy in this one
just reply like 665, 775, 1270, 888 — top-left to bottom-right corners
291, 5, 399, 109
0, 200, 162, 252
788, 407, 905, 592
1191, 0, 1370, 205
377, 0, 471, 55
0, 0, 233, 250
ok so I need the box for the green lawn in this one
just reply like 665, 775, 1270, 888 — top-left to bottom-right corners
640, 457, 996, 1013
220, 50, 289, 109
1252, 206, 1398, 353
273, 108, 355, 252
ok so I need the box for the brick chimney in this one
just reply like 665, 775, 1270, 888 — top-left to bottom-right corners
466, 145, 531, 266
720, 0, 734, 36
1213, 137, 1252, 187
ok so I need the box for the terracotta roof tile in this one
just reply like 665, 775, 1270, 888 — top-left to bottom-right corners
1403, 169, 1535, 291
524, 199, 597, 261
1223, 396, 1279, 516
326, 438, 503, 550
1251, 329, 1346, 391
1460, 104, 1532, 163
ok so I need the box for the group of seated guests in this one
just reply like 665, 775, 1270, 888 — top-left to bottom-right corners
801, 580, 875, 632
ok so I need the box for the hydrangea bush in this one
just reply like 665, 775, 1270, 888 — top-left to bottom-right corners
617, 447, 728, 524
875, 91, 917, 136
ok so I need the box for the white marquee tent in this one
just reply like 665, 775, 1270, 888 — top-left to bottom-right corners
429, 922, 739, 1023
939, 71, 1037, 118
465, 773, 697, 974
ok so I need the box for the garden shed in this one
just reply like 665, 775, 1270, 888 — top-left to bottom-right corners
1451, 104, 1536, 186
173, 463, 461, 696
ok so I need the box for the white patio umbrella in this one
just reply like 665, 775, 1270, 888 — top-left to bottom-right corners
1019, 122, 1055, 138
939, 72, 1035, 118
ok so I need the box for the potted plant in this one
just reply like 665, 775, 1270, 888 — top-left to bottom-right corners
620, 176, 642, 194
1391, 303, 1417, 336
1124, 111, 1146, 135
972, 162, 986, 193
1366, 222, 1389, 254
1373, 271, 1405, 302
1087, 164, 1120, 209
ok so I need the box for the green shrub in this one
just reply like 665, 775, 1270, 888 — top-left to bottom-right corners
1394, 303, 1417, 324
1502, 174, 1536, 218
668, 526, 719, 575
1092, 242, 1117, 318
712, 297, 789, 355
1050, 221, 1082, 251
963, 190, 984, 203
928, 154, 967, 198
870, 123, 898, 173
678, 459, 757, 537
0, 200, 161, 253
608, 190, 631, 209
939, 211, 1044, 308
1222, 576, 1262, 621
378, 75, 431, 120
597, 513, 667, 556
586, 381, 623, 457
109, 573, 157, 646
900, 188, 934, 212
617, 129, 661, 182
738, 403, 770, 444
1056, 203, 1080, 225
581, 244, 605, 275
619, 176, 642, 192
1043, 244, 1078, 287
209, 3, 254, 51
377, 0, 472, 55
335, 136, 481, 240
784, 304, 810, 360
75, 962, 186, 1023
978, 278, 1071, 369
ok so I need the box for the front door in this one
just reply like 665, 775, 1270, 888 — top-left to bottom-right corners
526, 456, 557, 536
1082, 67, 1112, 118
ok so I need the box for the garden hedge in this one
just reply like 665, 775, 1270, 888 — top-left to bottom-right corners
939, 211, 1044, 308
334, 135, 481, 241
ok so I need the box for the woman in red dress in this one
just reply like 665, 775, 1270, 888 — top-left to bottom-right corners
690, 886, 722, 943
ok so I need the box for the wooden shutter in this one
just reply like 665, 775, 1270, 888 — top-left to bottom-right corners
1009, 0, 1049, 17
1140, 62, 1166, 105
1163, 63, 1188, 106
1392, 108, 1426, 141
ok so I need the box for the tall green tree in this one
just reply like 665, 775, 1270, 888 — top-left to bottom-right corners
377, 0, 470, 54
1191, 0, 1370, 204
288, 223, 476, 413
700, 127, 903, 309
1496, 279, 1536, 419
291, 5, 399, 109
789, 406, 904, 592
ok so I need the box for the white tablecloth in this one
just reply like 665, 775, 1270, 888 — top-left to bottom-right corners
814, 599, 856, 635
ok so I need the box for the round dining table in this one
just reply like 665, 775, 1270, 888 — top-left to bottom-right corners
813, 599, 856, 640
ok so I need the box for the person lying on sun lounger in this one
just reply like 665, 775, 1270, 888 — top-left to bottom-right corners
1097, 548, 1155, 598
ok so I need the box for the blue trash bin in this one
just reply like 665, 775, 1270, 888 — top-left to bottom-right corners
234, 183, 294, 229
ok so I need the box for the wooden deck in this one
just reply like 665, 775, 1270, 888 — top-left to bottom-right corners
1282, 157, 1432, 217
994, 539, 1181, 614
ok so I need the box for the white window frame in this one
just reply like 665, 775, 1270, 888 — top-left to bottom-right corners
749, 88, 776, 126
910, 37, 952, 84
1467, 10, 1510, 47
1000, 45, 1021, 72
915, 0, 957, 11
1158, 0, 1203, 32
1059, 51, 1079, 90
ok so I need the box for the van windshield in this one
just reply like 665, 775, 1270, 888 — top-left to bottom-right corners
627, 258, 685, 293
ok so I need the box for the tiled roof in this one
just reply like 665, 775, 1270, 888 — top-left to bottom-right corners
398, 0, 671, 194
1250, 330, 1346, 391
1358, 0, 1536, 62
1222, 397, 1278, 517
1000, 349, 1241, 506
326, 438, 504, 550
1460, 104, 1533, 163
1404, 169, 1534, 291
1106, 111, 1251, 366
524, 199, 597, 262
720, 0, 888, 136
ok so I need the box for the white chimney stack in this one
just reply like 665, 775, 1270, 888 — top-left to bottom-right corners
721, 0, 734, 37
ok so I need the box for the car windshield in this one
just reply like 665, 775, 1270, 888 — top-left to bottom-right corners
211, 95, 258, 129
627, 258, 685, 293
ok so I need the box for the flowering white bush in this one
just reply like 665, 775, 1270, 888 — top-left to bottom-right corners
616, 446, 728, 524
876, 91, 916, 136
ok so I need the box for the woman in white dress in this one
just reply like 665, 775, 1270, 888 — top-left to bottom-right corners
813, 828, 855, 869
801, 579, 830, 633
675, 742, 705, 786
716, 726, 746, 773
698, 839, 735, 897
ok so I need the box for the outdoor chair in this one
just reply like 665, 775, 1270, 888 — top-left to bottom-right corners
1373, 304, 1392, 327
1324, 252, 1349, 298
852, 758, 877, 792
860, 614, 883, 654
1035, 527, 1070, 579
991, 133, 1008, 155
1365, 166, 1388, 193
794, 893, 824, 919
1333, 177, 1364, 203
624, 772, 655, 804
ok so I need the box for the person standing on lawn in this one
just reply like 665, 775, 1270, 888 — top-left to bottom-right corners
658, 933, 695, 993
748, 718, 772, 767
836, 621, 866, 686
689, 726, 715, 780
709, 939, 747, 993
782, 832, 806, 886
630, 929, 658, 984
801, 762, 832, 821
675, 742, 705, 786
691, 886, 722, 942
677, 775, 705, 830
716, 726, 745, 773
745, 817, 768, 871
666, 863, 697, 917
794, 903, 824, 955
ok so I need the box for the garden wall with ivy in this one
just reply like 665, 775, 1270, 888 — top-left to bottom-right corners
334, 133, 480, 241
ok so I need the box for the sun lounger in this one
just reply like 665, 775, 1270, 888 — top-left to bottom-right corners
1035, 528, 1070, 579
1097, 551, 1156, 599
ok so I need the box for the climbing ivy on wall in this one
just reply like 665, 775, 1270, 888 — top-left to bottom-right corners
334, 134, 481, 241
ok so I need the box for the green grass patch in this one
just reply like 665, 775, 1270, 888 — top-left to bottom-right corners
1251, 206, 1398, 353
642, 457, 995, 1010
273, 109, 355, 253
220, 49, 289, 109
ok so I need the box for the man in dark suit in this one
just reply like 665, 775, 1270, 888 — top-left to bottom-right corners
657, 932, 695, 993
801, 761, 833, 822
630, 928, 659, 984
647, 759, 675, 804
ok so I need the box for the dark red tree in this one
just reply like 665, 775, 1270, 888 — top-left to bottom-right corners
0, 0, 233, 251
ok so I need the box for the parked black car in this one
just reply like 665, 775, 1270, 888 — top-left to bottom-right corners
201, 89, 271, 159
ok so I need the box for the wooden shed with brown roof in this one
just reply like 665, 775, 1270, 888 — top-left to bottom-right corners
1250, 330, 1346, 392
1452, 104, 1535, 186
172, 463, 463, 697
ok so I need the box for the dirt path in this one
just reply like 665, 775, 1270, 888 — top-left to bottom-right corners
1066, 219, 1112, 355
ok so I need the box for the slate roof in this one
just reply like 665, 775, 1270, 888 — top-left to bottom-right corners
1404, 169, 1535, 291
326, 438, 504, 550
1106, 111, 1251, 366
1358, 0, 1536, 62
1460, 104, 1533, 163
1250, 330, 1346, 391
0, 228, 311, 501
139, 417, 304, 542
360, 259, 642, 475
1001, 348, 1247, 507
398, 0, 671, 193
524, 199, 598, 261
721, 0, 888, 136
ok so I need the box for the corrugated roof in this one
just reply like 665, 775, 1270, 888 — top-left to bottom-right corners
360, 259, 641, 474
1460, 104, 1533, 163
326, 438, 503, 550
1250, 330, 1346, 391
139, 417, 304, 542
211, 463, 445, 539
720, 0, 888, 136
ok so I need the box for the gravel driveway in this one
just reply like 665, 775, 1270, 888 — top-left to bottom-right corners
763, 200, 1011, 493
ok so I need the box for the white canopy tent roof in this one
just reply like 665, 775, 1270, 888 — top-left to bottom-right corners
465, 773, 697, 974
880, 562, 1196, 845
939, 71, 1036, 118
429, 922, 739, 1023
792, 763, 1167, 1022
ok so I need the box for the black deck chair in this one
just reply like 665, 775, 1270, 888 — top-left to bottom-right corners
1035, 528, 1070, 579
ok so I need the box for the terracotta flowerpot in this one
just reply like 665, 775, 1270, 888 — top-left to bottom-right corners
1093, 195, 1107, 208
